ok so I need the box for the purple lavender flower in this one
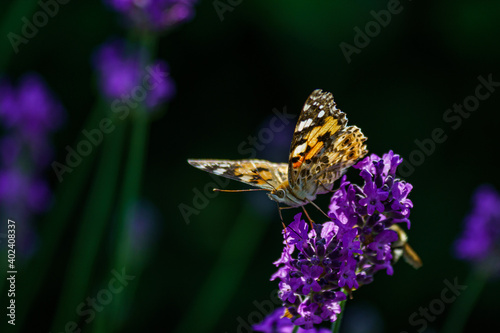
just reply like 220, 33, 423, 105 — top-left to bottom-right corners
294, 302, 323, 329
265, 151, 415, 329
359, 178, 388, 215
252, 307, 331, 333
0, 169, 50, 213
0, 74, 64, 139
93, 40, 175, 109
0, 74, 64, 258
338, 257, 358, 289
104, 0, 198, 31
454, 185, 500, 272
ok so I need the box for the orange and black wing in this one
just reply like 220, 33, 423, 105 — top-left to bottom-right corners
287, 89, 368, 193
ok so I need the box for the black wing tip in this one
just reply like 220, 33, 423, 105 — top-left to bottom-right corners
306, 89, 336, 108
310, 88, 332, 96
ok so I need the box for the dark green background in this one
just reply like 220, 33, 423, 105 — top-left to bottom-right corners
1, 0, 499, 332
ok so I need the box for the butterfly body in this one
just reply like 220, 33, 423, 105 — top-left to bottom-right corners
188, 89, 368, 208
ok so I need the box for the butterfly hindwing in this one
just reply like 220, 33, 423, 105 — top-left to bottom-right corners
312, 125, 368, 194
188, 159, 288, 190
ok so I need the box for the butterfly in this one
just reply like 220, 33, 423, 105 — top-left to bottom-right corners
188, 89, 368, 209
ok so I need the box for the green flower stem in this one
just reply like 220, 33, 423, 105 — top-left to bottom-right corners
441, 268, 488, 333
292, 326, 300, 333
94, 32, 158, 333
173, 203, 271, 333
105, 108, 150, 332
0, 1, 39, 70
7, 100, 105, 333
331, 290, 348, 333
50, 113, 126, 332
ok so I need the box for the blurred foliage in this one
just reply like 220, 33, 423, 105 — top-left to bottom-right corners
1, 0, 499, 332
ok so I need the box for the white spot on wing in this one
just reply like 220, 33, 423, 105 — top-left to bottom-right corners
241, 175, 254, 182
318, 110, 325, 118
293, 142, 307, 155
304, 118, 313, 128
298, 120, 306, 132
214, 168, 226, 175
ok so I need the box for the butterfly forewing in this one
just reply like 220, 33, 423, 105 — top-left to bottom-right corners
188, 159, 288, 190
287, 89, 368, 195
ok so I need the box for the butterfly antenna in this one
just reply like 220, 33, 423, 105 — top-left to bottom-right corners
213, 188, 270, 193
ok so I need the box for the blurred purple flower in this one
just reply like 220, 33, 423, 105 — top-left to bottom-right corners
0, 169, 50, 213
454, 185, 500, 271
104, 0, 198, 31
267, 151, 415, 329
0, 74, 64, 137
0, 73, 64, 258
93, 40, 175, 108
126, 199, 161, 255
0, 136, 21, 167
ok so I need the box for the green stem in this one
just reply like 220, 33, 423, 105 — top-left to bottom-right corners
0, 1, 39, 70
331, 291, 347, 333
94, 31, 158, 333
291, 326, 300, 333
441, 269, 488, 333
50, 113, 126, 332
105, 108, 149, 332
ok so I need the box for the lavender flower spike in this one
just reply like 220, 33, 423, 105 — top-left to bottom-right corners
454, 185, 500, 274
93, 40, 175, 109
105, 0, 198, 31
255, 151, 420, 330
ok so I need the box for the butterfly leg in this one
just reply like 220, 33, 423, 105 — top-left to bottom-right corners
277, 204, 294, 247
277, 204, 288, 230
306, 199, 331, 220
278, 205, 309, 247
301, 206, 315, 229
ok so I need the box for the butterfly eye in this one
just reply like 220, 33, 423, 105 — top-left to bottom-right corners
276, 189, 286, 199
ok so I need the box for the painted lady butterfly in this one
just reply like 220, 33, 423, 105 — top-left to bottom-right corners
188, 89, 368, 208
